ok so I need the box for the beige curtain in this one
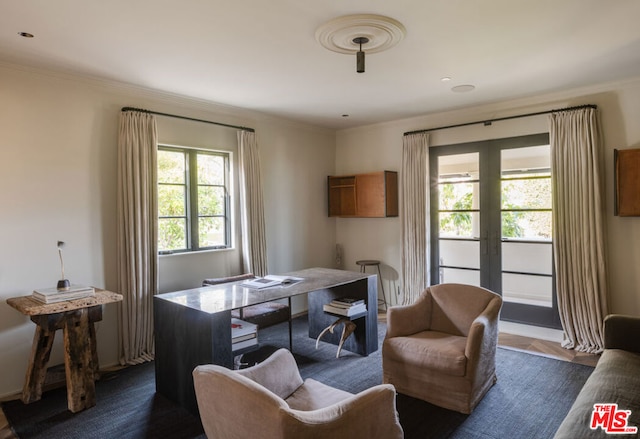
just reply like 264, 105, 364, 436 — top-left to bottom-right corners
401, 132, 430, 304
238, 130, 268, 277
550, 107, 609, 353
116, 110, 158, 365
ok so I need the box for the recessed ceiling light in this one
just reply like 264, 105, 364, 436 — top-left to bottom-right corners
451, 84, 475, 93
441, 77, 452, 82
18, 32, 34, 38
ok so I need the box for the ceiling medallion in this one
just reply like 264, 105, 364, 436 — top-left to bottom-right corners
315, 14, 406, 55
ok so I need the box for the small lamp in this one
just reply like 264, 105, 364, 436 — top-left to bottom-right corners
57, 241, 70, 290
353, 37, 369, 73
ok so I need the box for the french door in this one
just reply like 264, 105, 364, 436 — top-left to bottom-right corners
429, 133, 561, 329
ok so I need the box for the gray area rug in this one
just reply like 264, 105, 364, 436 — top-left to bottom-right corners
2, 315, 593, 438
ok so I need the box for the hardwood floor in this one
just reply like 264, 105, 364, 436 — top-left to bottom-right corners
498, 332, 600, 367
0, 330, 599, 438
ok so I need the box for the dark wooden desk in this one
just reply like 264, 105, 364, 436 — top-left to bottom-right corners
6, 289, 123, 413
154, 267, 378, 414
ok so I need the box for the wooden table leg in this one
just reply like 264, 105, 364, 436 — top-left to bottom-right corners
62, 308, 96, 413
22, 317, 56, 404
87, 305, 103, 379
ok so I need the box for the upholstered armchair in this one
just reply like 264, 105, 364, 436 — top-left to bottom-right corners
382, 283, 502, 414
193, 348, 404, 439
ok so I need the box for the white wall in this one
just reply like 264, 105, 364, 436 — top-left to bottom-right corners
0, 63, 336, 398
336, 77, 640, 315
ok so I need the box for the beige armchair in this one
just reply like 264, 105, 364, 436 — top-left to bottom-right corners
382, 283, 502, 414
193, 348, 404, 439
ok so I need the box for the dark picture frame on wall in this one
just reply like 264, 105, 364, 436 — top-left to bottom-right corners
614, 148, 640, 216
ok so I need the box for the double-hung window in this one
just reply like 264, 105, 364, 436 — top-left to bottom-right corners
158, 145, 231, 254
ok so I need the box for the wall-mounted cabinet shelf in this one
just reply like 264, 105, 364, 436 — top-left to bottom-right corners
328, 171, 398, 218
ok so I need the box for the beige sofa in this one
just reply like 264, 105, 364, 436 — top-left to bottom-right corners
382, 283, 502, 414
554, 314, 640, 438
193, 348, 404, 439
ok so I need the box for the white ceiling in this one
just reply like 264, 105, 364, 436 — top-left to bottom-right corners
2, 1, 640, 129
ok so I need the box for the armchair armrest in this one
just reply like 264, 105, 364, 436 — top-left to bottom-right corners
464, 295, 501, 375
282, 384, 403, 439
236, 348, 304, 399
386, 290, 431, 338
604, 314, 640, 353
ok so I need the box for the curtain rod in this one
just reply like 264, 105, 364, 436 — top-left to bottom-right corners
403, 104, 597, 136
121, 106, 255, 133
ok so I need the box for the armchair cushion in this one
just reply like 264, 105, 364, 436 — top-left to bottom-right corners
384, 331, 467, 376
286, 378, 353, 411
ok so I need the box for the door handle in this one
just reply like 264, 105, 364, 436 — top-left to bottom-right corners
481, 231, 488, 255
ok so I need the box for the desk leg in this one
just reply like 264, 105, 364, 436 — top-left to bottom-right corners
22, 320, 56, 404
62, 308, 96, 413
288, 297, 293, 352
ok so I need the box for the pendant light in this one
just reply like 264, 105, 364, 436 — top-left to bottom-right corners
353, 37, 369, 73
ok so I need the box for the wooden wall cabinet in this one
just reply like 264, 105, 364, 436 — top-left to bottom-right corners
328, 171, 398, 218
615, 148, 640, 216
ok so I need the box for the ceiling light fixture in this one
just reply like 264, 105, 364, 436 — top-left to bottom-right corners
353, 37, 369, 73
451, 84, 476, 93
315, 14, 406, 74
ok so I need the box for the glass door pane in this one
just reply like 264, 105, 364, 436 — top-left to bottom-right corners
436, 152, 481, 286
500, 145, 553, 308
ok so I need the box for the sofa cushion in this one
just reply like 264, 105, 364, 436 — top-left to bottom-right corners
554, 349, 640, 438
285, 378, 353, 411
383, 330, 467, 376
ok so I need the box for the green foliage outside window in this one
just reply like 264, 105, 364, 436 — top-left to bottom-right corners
439, 183, 474, 236
158, 147, 229, 252
439, 174, 551, 240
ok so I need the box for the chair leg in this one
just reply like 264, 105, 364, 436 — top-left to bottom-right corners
376, 264, 388, 310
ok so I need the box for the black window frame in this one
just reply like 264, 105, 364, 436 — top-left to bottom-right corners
157, 145, 231, 254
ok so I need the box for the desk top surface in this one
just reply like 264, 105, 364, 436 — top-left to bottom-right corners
155, 267, 373, 314
6, 289, 123, 316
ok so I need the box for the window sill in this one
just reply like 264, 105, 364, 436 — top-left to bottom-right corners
158, 247, 236, 258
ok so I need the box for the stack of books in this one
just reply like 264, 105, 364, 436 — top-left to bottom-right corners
323, 297, 367, 317
231, 318, 258, 351
32, 285, 95, 304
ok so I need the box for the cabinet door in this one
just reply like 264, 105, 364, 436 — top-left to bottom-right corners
356, 173, 386, 217
615, 148, 640, 216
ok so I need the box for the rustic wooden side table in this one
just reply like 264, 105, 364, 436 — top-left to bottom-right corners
6, 289, 123, 413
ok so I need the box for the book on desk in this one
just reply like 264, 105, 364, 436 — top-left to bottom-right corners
232, 318, 258, 351
323, 298, 367, 317
32, 285, 95, 303
242, 275, 303, 289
